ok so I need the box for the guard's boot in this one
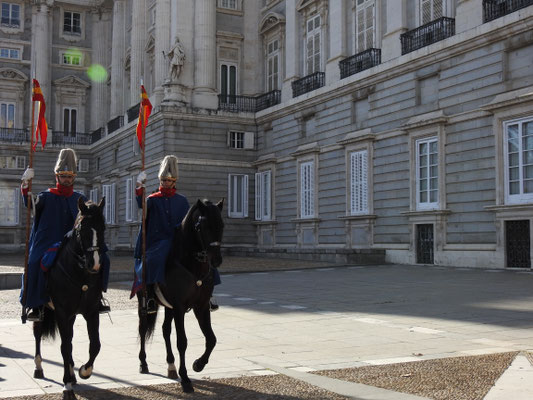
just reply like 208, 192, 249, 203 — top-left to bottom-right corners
27, 306, 44, 322
209, 297, 219, 312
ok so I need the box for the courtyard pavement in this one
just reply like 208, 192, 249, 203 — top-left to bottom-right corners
1, 260, 533, 398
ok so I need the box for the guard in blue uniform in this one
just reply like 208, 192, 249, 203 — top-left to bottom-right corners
131, 156, 190, 313
20, 148, 111, 322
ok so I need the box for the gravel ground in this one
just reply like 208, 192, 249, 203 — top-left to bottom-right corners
315, 351, 518, 400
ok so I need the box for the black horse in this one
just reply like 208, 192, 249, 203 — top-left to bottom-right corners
137, 199, 224, 393
33, 197, 106, 400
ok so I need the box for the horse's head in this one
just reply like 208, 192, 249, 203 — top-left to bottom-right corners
75, 197, 106, 274
189, 199, 224, 268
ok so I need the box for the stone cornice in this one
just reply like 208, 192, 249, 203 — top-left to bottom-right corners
337, 129, 375, 146
53, 75, 91, 88
481, 86, 533, 112
0, 68, 28, 82
403, 110, 448, 130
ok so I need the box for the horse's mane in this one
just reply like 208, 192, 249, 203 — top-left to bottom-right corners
74, 200, 103, 228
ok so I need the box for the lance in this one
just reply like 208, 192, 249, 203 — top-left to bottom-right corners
140, 79, 148, 312
21, 81, 37, 324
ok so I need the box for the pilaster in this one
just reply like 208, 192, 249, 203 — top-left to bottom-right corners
153, 0, 170, 106
282, 0, 298, 102
110, 0, 126, 118
31, 1, 52, 118
326, 0, 346, 84
90, 7, 111, 130
130, 0, 146, 106
381, 0, 407, 62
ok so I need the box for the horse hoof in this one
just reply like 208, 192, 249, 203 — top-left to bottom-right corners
62, 390, 77, 400
193, 359, 205, 372
78, 364, 93, 380
33, 369, 44, 379
181, 381, 194, 393
139, 365, 149, 374
167, 369, 179, 379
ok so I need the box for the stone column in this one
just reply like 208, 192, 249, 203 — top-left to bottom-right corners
31, 1, 52, 120
153, 0, 170, 105
110, 0, 126, 118
282, 0, 299, 102
381, 0, 407, 62
242, 1, 261, 96
90, 6, 111, 130
130, 0, 146, 106
326, 0, 346, 84
191, 0, 217, 110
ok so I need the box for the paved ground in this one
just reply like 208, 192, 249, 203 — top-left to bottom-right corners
2, 258, 533, 399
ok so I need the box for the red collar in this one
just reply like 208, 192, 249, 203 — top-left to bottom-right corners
149, 186, 176, 198
49, 183, 74, 197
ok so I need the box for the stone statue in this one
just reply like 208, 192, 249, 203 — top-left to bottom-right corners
167, 36, 185, 82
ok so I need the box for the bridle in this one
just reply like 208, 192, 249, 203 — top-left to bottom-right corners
73, 215, 102, 275
192, 213, 222, 286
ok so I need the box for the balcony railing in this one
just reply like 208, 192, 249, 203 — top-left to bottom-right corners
291, 71, 325, 98
91, 127, 103, 144
0, 128, 29, 143
218, 94, 256, 113
107, 115, 124, 135
255, 90, 281, 112
483, 0, 533, 22
400, 17, 455, 55
127, 103, 140, 123
51, 131, 93, 146
339, 48, 382, 79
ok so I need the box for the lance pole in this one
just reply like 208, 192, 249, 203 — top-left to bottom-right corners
140, 80, 148, 312
21, 84, 36, 323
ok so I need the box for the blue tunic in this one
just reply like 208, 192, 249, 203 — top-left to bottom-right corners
20, 190, 84, 308
132, 191, 190, 292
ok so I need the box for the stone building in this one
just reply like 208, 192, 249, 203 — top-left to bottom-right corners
0, 0, 532, 269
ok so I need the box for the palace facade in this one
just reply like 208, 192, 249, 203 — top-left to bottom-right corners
0, 0, 532, 268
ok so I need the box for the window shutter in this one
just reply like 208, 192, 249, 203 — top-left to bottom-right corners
306, 35, 314, 74
227, 175, 232, 217
126, 178, 132, 222
111, 183, 116, 224
255, 172, 261, 221
244, 132, 254, 149
16, 156, 25, 169
356, 7, 365, 53
14, 188, 19, 224
433, 0, 443, 19
264, 170, 271, 220
243, 174, 248, 217
421, 0, 432, 24
351, 151, 368, 214
365, 2, 375, 50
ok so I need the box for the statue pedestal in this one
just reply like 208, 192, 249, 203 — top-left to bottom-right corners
162, 80, 187, 106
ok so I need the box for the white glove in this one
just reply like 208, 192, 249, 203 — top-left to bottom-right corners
136, 171, 147, 186
21, 168, 34, 188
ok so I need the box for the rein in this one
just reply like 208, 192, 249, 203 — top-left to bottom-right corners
191, 214, 220, 287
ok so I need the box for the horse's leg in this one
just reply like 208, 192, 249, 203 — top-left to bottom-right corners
138, 296, 149, 374
32, 321, 45, 379
163, 307, 177, 379
79, 312, 101, 380
173, 309, 193, 393
192, 306, 217, 373
57, 315, 77, 399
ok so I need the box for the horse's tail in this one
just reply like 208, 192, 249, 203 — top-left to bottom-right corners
144, 307, 158, 340
40, 307, 58, 340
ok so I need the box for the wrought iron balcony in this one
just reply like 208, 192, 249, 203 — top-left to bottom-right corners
291, 71, 325, 98
483, 0, 533, 22
91, 127, 103, 144
107, 115, 124, 135
0, 128, 29, 143
218, 94, 256, 113
255, 90, 281, 112
51, 131, 93, 146
127, 103, 140, 123
339, 48, 382, 79
400, 17, 455, 55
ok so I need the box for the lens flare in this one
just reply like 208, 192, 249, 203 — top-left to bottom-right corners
87, 64, 108, 83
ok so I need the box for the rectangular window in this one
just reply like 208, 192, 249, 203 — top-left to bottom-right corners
125, 177, 136, 222
355, 0, 375, 53
0, 47, 19, 59
416, 137, 438, 210
0, 187, 19, 225
64, 11, 81, 35
89, 188, 98, 203
300, 161, 315, 218
228, 174, 248, 218
102, 183, 116, 224
77, 158, 89, 173
266, 39, 279, 91
1, 2, 20, 27
350, 150, 368, 214
219, 0, 237, 9
306, 15, 321, 75
0, 155, 24, 169
63, 108, 77, 136
420, 0, 443, 25
255, 170, 271, 221
220, 63, 237, 103
62, 53, 81, 66
0, 102, 15, 128
229, 131, 244, 149
505, 117, 533, 204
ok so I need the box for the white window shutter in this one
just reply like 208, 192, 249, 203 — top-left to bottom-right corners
244, 132, 254, 149
243, 174, 248, 218
255, 172, 261, 221
421, 0, 432, 24
14, 188, 20, 224
126, 178, 132, 222
16, 156, 25, 169
111, 183, 116, 224
309, 162, 314, 217
227, 175, 232, 217
264, 170, 271, 220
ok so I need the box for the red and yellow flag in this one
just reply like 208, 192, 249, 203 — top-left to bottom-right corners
136, 85, 152, 149
32, 79, 47, 150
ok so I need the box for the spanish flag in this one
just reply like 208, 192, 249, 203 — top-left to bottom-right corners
32, 79, 47, 150
136, 85, 152, 149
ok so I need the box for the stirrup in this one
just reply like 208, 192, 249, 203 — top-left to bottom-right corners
99, 297, 111, 314
209, 297, 219, 312
27, 307, 44, 322
146, 298, 157, 314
